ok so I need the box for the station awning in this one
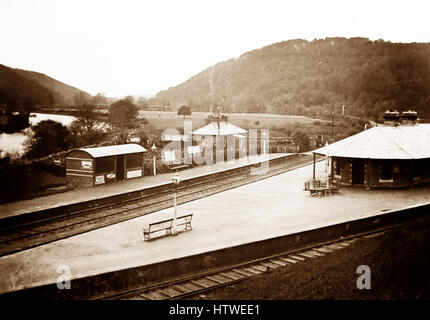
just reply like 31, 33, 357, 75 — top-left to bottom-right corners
313, 124, 430, 160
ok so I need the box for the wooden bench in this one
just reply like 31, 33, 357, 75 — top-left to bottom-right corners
143, 213, 193, 241
305, 186, 339, 196
304, 180, 339, 196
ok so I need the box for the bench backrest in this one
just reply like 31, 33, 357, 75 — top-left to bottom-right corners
143, 214, 193, 233
143, 218, 174, 233
176, 213, 193, 223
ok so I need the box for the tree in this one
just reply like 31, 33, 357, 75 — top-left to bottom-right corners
125, 96, 135, 103
108, 98, 139, 129
91, 93, 108, 108
75, 103, 101, 134
292, 131, 310, 152
70, 103, 107, 147
177, 105, 192, 118
136, 97, 149, 110
73, 91, 88, 107
24, 120, 72, 159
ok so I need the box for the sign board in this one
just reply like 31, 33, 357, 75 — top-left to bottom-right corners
129, 137, 141, 143
95, 175, 105, 185
81, 160, 93, 170
127, 169, 142, 179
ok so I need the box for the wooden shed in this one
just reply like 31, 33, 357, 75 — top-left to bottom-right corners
66, 143, 147, 187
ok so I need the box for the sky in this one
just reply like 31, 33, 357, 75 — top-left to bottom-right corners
1, 0, 429, 97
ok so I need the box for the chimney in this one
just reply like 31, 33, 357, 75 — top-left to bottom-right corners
383, 110, 400, 125
400, 110, 419, 125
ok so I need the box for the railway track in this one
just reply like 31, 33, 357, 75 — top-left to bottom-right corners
0, 153, 315, 256
102, 219, 418, 301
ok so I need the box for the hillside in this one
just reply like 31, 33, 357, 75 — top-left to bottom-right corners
14, 68, 92, 106
0, 64, 54, 111
154, 38, 430, 120
0, 64, 91, 111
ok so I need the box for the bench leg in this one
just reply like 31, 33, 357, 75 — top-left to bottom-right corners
186, 222, 192, 231
144, 233, 151, 241
166, 228, 171, 236
171, 226, 178, 236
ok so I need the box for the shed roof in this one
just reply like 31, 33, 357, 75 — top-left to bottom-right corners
192, 121, 247, 136
313, 124, 430, 160
75, 143, 147, 158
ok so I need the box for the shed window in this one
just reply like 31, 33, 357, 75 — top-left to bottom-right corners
126, 153, 143, 169
95, 156, 114, 173
380, 162, 393, 180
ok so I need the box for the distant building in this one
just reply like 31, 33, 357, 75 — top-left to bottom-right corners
313, 111, 430, 188
191, 119, 248, 161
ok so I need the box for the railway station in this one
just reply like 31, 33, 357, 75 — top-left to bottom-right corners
1, 111, 430, 299
1, 159, 430, 297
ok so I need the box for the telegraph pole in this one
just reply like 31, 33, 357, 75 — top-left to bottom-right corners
331, 112, 334, 142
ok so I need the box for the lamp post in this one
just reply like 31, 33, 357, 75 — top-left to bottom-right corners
171, 172, 181, 235
151, 143, 157, 176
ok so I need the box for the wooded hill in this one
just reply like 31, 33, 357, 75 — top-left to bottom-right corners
0, 64, 92, 111
154, 37, 430, 120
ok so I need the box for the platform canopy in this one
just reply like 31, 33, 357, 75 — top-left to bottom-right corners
78, 143, 147, 158
313, 124, 430, 160
192, 121, 247, 136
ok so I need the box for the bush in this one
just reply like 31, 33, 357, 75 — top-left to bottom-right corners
24, 120, 73, 159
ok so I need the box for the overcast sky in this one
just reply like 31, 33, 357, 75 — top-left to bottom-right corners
1, 0, 429, 97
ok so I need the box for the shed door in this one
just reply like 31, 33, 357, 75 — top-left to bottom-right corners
352, 159, 365, 185
116, 155, 125, 180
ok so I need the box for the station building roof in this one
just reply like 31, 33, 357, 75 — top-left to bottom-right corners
73, 143, 147, 159
313, 124, 430, 160
192, 121, 247, 136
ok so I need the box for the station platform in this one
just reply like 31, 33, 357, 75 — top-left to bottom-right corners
1, 160, 430, 295
0, 153, 288, 220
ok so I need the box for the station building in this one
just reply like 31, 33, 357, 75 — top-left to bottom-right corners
313, 111, 430, 188
192, 120, 248, 161
66, 143, 147, 187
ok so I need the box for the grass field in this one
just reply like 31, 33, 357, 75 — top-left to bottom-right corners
139, 110, 330, 131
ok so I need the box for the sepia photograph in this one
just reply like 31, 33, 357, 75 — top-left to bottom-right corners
0, 0, 429, 312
